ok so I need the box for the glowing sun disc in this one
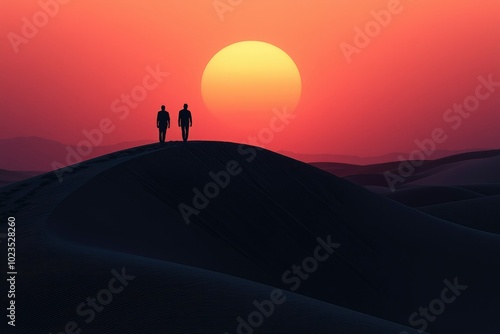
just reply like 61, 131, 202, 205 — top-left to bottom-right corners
201, 41, 302, 122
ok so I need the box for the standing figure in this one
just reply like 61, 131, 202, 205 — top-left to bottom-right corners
178, 103, 192, 142
157, 105, 170, 143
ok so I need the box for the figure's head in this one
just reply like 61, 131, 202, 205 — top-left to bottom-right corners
161, 105, 165, 111
183, 103, 188, 109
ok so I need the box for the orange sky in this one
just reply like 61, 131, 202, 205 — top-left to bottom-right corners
1, 0, 499, 157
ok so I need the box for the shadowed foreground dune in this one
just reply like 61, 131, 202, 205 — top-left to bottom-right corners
2, 142, 500, 333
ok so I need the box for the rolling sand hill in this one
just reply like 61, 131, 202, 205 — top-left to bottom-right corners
0, 136, 151, 172
2, 142, 500, 333
313, 150, 500, 237
0, 169, 42, 186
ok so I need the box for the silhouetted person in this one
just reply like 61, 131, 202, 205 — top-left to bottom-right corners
157, 105, 170, 143
178, 103, 192, 142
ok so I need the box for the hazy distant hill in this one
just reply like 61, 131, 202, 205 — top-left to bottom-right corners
280, 149, 485, 165
0, 136, 151, 171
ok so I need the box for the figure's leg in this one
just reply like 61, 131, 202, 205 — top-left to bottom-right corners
185, 126, 189, 141
159, 130, 162, 143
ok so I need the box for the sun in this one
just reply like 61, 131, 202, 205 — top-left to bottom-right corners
201, 41, 302, 124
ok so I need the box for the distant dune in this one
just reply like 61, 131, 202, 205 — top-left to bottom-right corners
3, 141, 500, 333
313, 149, 500, 236
281, 148, 483, 165
0, 136, 151, 171
311, 149, 500, 184
0, 168, 42, 186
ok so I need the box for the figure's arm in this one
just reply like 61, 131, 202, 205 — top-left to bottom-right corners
189, 112, 192, 127
167, 113, 170, 128
178, 111, 181, 127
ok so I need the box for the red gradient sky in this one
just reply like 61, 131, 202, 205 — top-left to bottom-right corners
1, 0, 499, 157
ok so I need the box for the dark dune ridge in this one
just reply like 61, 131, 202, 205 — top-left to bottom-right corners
0, 168, 42, 186
3, 142, 500, 333
419, 195, 500, 235
313, 150, 500, 234
0, 136, 151, 172
311, 148, 500, 187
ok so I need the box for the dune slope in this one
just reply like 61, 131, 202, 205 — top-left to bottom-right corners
44, 141, 500, 334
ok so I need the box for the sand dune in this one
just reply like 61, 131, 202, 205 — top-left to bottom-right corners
3, 142, 500, 333
385, 185, 486, 207
0, 168, 42, 186
314, 150, 500, 225
315, 149, 500, 252
0, 136, 151, 172
407, 154, 500, 186
420, 195, 500, 235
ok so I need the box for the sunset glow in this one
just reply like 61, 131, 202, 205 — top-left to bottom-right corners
1, 0, 499, 156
